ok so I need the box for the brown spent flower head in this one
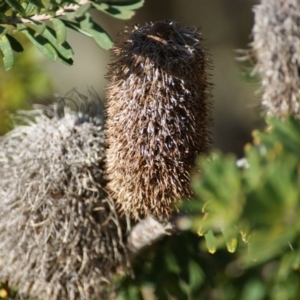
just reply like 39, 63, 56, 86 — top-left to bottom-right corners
252, 0, 300, 117
0, 92, 129, 300
106, 20, 212, 220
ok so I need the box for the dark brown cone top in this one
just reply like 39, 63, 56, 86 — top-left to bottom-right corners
106, 20, 212, 220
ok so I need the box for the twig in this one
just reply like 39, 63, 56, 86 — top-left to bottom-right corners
0, 0, 89, 25
127, 216, 174, 255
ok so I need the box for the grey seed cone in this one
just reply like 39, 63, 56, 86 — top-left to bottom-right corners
0, 92, 129, 300
106, 20, 212, 220
252, 0, 300, 117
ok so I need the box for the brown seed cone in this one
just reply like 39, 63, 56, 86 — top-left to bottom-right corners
252, 0, 300, 117
0, 92, 129, 300
105, 20, 212, 220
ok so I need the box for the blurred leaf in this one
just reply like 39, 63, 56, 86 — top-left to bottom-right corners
93, 0, 144, 20
6, 34, 23, 52
33, 21, 47, 36
245, 230, 296, 265
0, 1, 10, 14
18, 25, 58, 61
191, 153, 244, 235
57, 53, 73, 66
222, 226, 238, 253
162, 274, 187, 300
239, 222, 250, 243
62, 19, 84, 34
4, 0, 26, 15
241, 280, 266, 300
204, 230, 217, 254
51, 18, 67, 45
28, 0, 45, 9
256, 117, 300, 155
164, 252, 180, 274
24, 2, 36, 15
188, 260, 204, 292
116, 285, 143, 300
0, 34, 14, 70
0, 26, 8, 37
78, 13, 113, 49
66, 3, 91, 19
0, 32, 52, 133
38, 25, 73, 59
277, 251, 300, 281
106, 0, 145, 10
0, 12, 7, 21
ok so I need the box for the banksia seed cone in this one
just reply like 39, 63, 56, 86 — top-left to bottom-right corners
0, 92, 129, 300
252, 0, 300, 117
106, 20, 212, 220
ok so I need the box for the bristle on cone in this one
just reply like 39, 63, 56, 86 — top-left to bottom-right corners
106, 20, 213, 220
0, 91, 129, 300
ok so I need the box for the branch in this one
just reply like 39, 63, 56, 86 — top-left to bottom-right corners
0, 0, 89, 25
127, 216, 174, 255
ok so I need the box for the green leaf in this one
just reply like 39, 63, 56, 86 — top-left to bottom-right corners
51, 18, 67, 45
64, 15, 113, 50
57, 53, 73, 66
164, 253, 180, 274
78, 13, 113, 49
66, 3, 91, 19
0, 12, 8, 21
241, 280, 266, 300
44, 26, 73, 59
188, 260, 204, 292
277, 251, 300, 280
33, 24, 73, 59
62, 19, 83, 33
88, 20, 113, 50
257, 117, 300, 156
0, 1, 10, 14
0, 34, 14, 70
245, 229, 296, 265
117, 285, 143, 300
93, 0, 144, 20
18, 24, 57, 61
222, 226, 238, 253
204, 229, 217, 254
6, 34, 23, 52
28, 0, 45, 9
0, 26, 8, 37
163, 274, 186, 300
4, 0, 26, 15
109, 0, 144, 10
24, 2, 36, 16
92, 2, 134, 20
33, 21, 46, 36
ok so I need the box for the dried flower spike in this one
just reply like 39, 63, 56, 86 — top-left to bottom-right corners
252, 0, 300, 117
106, 20, 212, 220
0, 92, 129, 300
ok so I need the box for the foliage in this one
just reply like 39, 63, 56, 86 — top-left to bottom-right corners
0, 38, 51, 135
188, 117, 300, 263
116, 117, 300, 300
0, 0, 144, 69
